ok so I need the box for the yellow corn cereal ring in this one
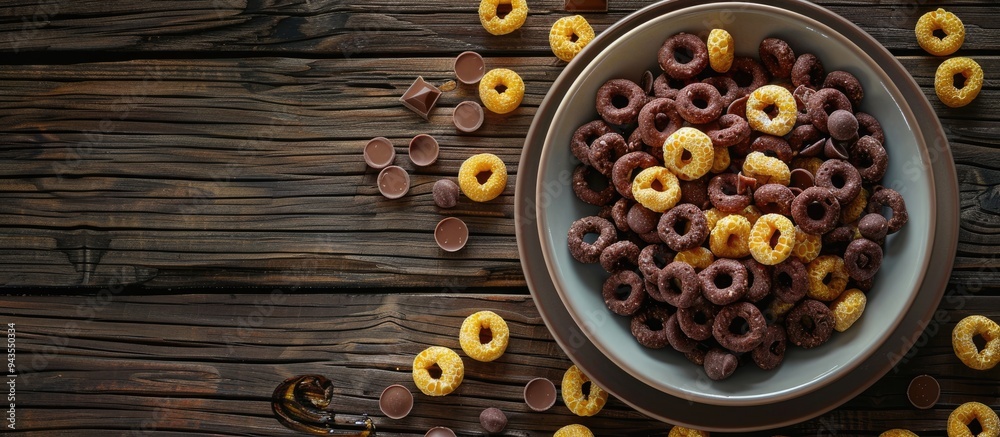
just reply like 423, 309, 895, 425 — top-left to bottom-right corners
704, 208, 727, 231
561, 364, 608, 417
459, 310, 510, 362
948, 401, 999, 437
746, 84, 797, 136
554, 424, 594, 437
743, 151, 791, 186
791, 156, 824, 176
479, 68, 525, 114
669, 426, 710, 437
663, 127, 714, 181
707, 29, 734, 73
632, 166, 681, 212
766, 299, 795, 321
830, 288, 866, 332
792, 226, 822, 263
412, 346, 464, 396
841, 187, 869, 224
675, 246, 715, 271
711, 145, 731, 174
915, 8, 965, 56
935, 57, 983, 108
549, 15, 594, 62
748, 213, 796, 265
709, 214, 751, 259
806, 255, 849, 301
880, 430, 919, 437
951, 315, 1000, 370
740, 205, 762, 226
479, 0, 528, 36
459, 153, 508, 202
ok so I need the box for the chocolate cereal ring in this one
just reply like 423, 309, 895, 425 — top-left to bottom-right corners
855, 112, 885, 146
707, 113, 752, 148
759, 38, 796, 80
567, 216, 617, 263
588, 132, 628, 176
951, 315, 1000, 371
700, 258, 748, 306
602, 270, 646, 316
703, 347, 739, 381
479, 68, 525, 114
653, 74, 694, 100
413, 346, 464, 396
786, 299, 835, 348
752, 325, 787, 370
808, 88, 853, 134
478, 0, 527, 35
791, 53, 825, 90
743, 151, 791, 186
849, 136, 888, 183
727, 57, 770, 98
830, 288, 867, 332
632, 166, 682, 212
815, 159, 862, 205
676, 82, 725, 125
709, 214, 752, 259
549, 15, 595, 62
459, 153, 508, 202
658, 203, 709, 252
806, 255, 849, 301
596, 79, 646, 125
773, 257, 808, 304
638, 98, 684, 148
792, 187, 841, 235
561, 364, 608, 417
746, 85, 798, 137
707, 28, 734, 73
599, 240, 640, 273
460, 311, 510, 362
713, 301, 766, 352
610, 198, 630, 233
947, 401, 1000, 437
572, 165, 615, 206
755, 184, 795, 215
571, 120, 613, 166
751, 135, 794, 163
788, 124, 822, 153
663, 127, 715, 181
654, 261, 702, 308
658, 33, 709, 80
638, 243, 673, 284
915, 8, 966, 57
631, 304, 672, 349
866, 187, 908, 234
749, 213, 796, 265
708, 173, 752, 213
743, 258, 772, 302
677, 296, 719, 341
936, 57, 984, 108
844, 238, 883, 281
822, 71, 865, 107
612, 151, 659, 199
665, 313, 698, 353
703, 75, 741, 107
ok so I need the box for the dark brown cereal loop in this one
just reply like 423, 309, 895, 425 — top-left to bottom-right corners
699, 258, 749, 306
823, 70, 865, 107
611, 151, 659, 199
773, 257, 808, 304
704, 347, 739, 381
786, 299, 835, 348
707, 114, 752, 148
827, 109, 859, 142
638, 98, 684, 148
844, 238, 884, 281
727, 57, 770, 98
752, 325, 788, 370
703, 76, 741, 107
788, 124, 821, 153
567, 216, 617, 264
626, 127, 646, 154
596, 79, 647, 126
610, 198, 630, 232
627, 202, 660, 235
791, 186, 842, 235
743, 258, 773, 302
639, 243, 674, 284
653, 260, 702, 308
713, 301, 767, 352
658, 33, 709, 80
849, 135, 889, 183
665, 313, 698, 353
571, 120, 613, 166
599, 240, 640, 273
858, 213, 889, 241
808, 88, 853, 134
867, 187, 908, 234
657, 203, 709, 252
630, 305, 672, 349
677, 296, 719, 341
751, 135, 794, 163
709, 173, 752, 213
685, 347, 707, 366
755, 183, 796, 215
823, 226, 855, 247
602, 270, 646, 316
652, 74, 694, 99
675, 82, 725, 125
855, 112, 885, 146
759, 38, 796, 80
814, 159, 863, 205
588, 132, 628, 176
791, 53, 825, 90
572, 164, 616, 206
679, 177, 712, 210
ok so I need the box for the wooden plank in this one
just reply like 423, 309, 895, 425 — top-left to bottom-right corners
0, 1, 997, 55
1, 293, 998, 435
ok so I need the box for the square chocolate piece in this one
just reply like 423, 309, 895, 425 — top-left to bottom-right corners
565, 0, 607, 12
400, 76, 442, 120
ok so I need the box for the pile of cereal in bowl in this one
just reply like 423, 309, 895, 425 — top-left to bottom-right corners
566, 31, 907, 381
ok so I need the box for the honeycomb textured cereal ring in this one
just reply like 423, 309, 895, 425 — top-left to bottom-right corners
830, 288, 866, 332
663, 127, 715, 181
460, 311, 510, 362
669, 426, 711, 437
935, 57, 983, 108
749, 213, 796, 265
915, 8, 965, 56
555, 424, 594, 437
947, 401, 999, 437
746, 85, 798, 136
951, 315, 1000, 371
791, 226, 822, 264
707, 28, 734, 73
478, 0, 528, 36
675, 246, 716, 271
806, 255, 849, 301
412, 346, 465, 396
631, 166, 681, 212
549, 15, 595, 62
880, 430, 919, 437
479, 68, 525, 114
743, 151, 791, 186
709, 214, 752, 259
561, 364, 609, 417
459, 153, 508, 202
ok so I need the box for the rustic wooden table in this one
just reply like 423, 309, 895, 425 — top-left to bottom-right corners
1, 0, 998, 435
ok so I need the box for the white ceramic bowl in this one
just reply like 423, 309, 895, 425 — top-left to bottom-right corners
534, 3, 936, 406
